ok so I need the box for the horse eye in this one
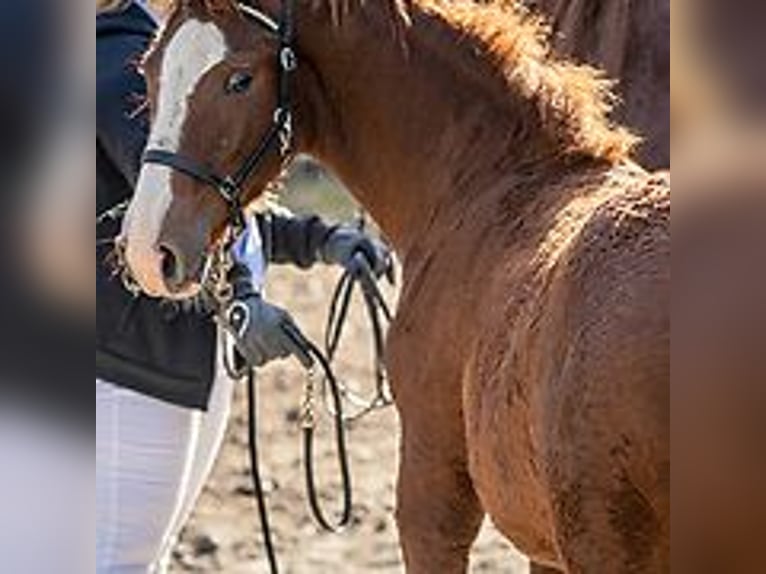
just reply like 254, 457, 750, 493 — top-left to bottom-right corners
225, 72, 253, 94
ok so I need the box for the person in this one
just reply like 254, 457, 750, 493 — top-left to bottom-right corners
96, 1, 391, 572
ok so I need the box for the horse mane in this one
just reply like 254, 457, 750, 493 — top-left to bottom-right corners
315, 0, 637, 162
424, 0, 636, 161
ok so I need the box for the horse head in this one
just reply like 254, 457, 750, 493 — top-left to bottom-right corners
122, 0, 297, 298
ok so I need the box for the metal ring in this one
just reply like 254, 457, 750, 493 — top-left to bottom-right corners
227, 300, 252, 339
273, 106, 292, 126
219, 177, 238, 202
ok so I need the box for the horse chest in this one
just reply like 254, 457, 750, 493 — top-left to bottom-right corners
461, 285, 563, 563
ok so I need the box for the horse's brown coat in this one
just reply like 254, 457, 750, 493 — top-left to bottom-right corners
130, 1, 670, 571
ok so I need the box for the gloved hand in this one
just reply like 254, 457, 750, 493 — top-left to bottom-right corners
224, 294, 313, 369
320, 225, 393, 279
222, 263, 313, 369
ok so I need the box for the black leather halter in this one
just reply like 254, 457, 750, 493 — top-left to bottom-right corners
142, 1, 297, 230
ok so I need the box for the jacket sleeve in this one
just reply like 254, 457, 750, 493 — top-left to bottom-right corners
96, 31, 151, 188
257, 212, 336, 269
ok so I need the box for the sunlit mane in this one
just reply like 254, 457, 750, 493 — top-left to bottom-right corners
425, 0, 636, 160
313, 0, 636, 161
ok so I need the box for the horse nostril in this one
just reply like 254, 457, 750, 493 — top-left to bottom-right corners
159, 244, 185, 291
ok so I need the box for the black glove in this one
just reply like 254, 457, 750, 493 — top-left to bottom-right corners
222, 264, 313, 369
320, 225, 393, 279
224, 295, 313, 369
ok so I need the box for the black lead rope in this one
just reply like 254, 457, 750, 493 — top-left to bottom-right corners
324, 255, 394, 420
299, 339, 354, 533
244, 256, 393, 573
245, 339, 354, 574
246, 368, 281, 573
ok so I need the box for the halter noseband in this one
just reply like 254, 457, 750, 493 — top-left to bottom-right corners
142, 1, 297, 230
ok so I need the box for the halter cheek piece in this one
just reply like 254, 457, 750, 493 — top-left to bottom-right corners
142, 1, 297, 231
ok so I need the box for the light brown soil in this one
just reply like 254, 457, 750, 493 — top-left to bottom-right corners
169, 265, 529, 573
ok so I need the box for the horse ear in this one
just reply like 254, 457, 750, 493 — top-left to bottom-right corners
179, 0, 236, 15
203, 0, 239, 14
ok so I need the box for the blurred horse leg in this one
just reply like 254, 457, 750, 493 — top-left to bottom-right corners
395, 425, 485, 573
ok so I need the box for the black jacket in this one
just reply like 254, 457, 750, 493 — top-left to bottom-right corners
97, 2, 335, 410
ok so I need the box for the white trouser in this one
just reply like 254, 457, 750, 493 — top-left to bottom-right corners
0, 402, 93, 574
96, 349, 235, 573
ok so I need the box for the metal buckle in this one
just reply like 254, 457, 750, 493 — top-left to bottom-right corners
280, 47, 297, 72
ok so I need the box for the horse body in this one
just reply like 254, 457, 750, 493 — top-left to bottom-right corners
123, 0, 670, 570
385, 155, 669, 570
469, 167, 670, 570
301, 6, 671, 566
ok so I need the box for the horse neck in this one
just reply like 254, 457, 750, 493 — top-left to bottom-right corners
293, 1, 566, 253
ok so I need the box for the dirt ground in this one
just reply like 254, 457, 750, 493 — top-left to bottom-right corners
169, 262, 530, 573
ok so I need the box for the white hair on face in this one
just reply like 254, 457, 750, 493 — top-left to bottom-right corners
123, 19, 228, 297
150, 19, 228, 154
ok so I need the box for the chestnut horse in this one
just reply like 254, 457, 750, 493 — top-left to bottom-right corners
121, 0, 670, 571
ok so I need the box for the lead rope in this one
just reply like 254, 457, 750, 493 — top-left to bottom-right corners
244, 335, 355, 574
247, 368, 281, 573
96, 200, 129, 226
299, 340, 354, 532
96, 201, 129, 246
323, 250, 394, 420
242, 257, 392, 573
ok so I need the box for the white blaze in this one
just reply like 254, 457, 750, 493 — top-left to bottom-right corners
123, 19, 227, 296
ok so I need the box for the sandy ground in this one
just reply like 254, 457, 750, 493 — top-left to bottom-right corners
169, 265, 530, 573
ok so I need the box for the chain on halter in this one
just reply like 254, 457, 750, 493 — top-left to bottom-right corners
142, 0, 298, 233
